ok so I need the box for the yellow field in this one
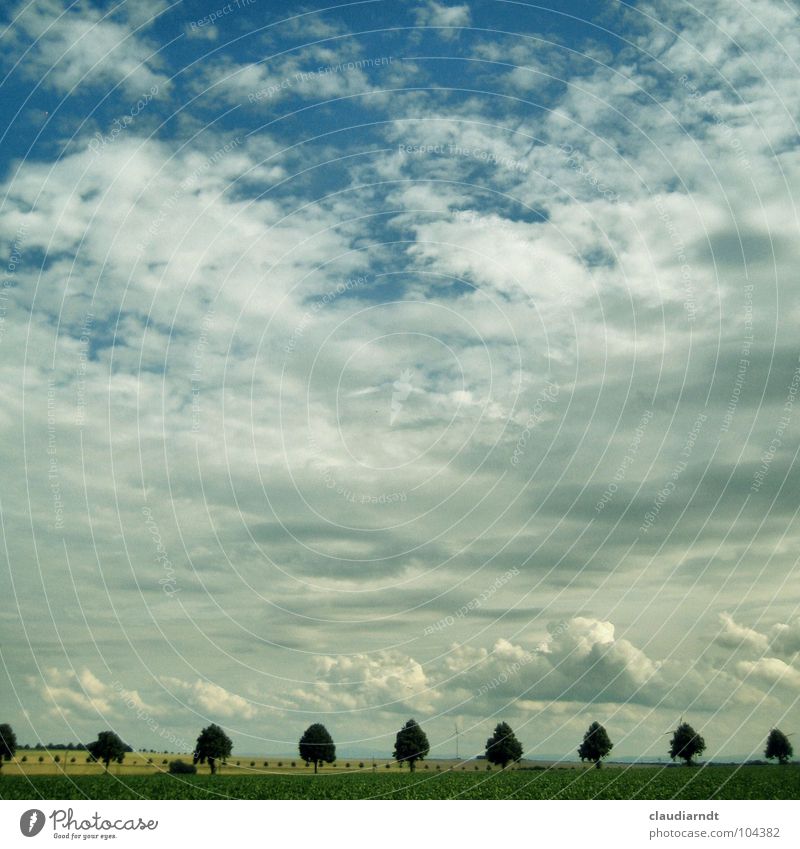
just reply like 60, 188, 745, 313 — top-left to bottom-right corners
2, 750, 585, 776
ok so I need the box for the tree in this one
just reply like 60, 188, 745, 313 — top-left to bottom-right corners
86, 731, 128, 771
764, 729, 793, 765
578, 721, 613, 769
0, 723, 17, 772
299, 724, 335, 774
393, 718, 430, 772
485, 721, 524, 768
193, 724, 232, 775
669, 721, 706, 766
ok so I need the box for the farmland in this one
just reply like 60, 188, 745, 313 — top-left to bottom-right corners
1, 766, 797, 800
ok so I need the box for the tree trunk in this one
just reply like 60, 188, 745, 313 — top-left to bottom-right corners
595, 760, 602, 769
409, 760, 415, 772
314, 760, 318, 774
209, 758, 216, 775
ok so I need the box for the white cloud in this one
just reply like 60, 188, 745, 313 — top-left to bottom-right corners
161, 677, 259, 720
717, 612, 770, 653
291, 650, 437, 712
6, 0, 166, 95
415, 2, 472, 31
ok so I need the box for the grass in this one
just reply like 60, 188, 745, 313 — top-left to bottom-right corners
1, 766, 797, 800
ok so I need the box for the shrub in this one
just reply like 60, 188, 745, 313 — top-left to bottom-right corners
277, 762, 283, 767
168, 760, 196, 774
359, 762, 364, 769
385, 763, 391, 768
38, 756, 44, 763
147, 758, 153, 764
21, 755, 27, 763
250, 761, 255, 767
345, 762, 351, 768
291, 761, 296, 767
70, 757, 76, 763
54, 755, 60, 763
236, 761, 240, 766
436, 764, 441, 770
486, 765, 492, 771
162, 760, 168, 765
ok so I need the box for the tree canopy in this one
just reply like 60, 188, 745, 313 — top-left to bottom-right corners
393, 718, 430, 772
0, 723, 17, 770
298, 724, 336, 773
764, 728, 793, 765
86, 731, 129, 770
578, 721, 613, 768
193, 724, 233, 774
669, 722, 706, 766
485, 721, 524, 768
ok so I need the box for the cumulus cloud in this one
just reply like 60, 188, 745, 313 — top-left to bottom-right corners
715, 613, 800, 662
415, 1, 472, 31
161, 677, 258, 720
290, 650, 437, 712
28, 668, 155, 721
4, 0, 166, 94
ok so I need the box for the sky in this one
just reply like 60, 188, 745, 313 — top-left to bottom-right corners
0, 0, 799, 762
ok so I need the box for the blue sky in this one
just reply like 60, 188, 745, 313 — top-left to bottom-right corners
1, 0, 799, 761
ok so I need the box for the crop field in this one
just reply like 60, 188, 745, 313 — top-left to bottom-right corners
1, 766, 797, 800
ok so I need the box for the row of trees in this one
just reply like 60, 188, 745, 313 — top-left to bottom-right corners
0, 720, 794, 773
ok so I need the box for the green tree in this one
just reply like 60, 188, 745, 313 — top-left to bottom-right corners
578, 721, 613, 768
299, 724, 336, 773
669, 721, 706, 766
485, 721, 524, 768
0, 723, 17, 772
86, 731, 128, 771
193, 724, 233, 775
764, 729, 793, 765
393, 718, 430, 772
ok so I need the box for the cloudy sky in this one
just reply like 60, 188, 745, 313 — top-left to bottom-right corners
1, 0, 799, 762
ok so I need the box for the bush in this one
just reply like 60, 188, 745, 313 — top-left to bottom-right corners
345, 762, 351, 768
385, 763, 391, 768
236, 761, 240, 766
162, 760, 168, 765
38, 756, 44, 763
21, 755, 27, 763
436, 764, 441, 770
359, 762, 364, 769
277, 762, 283, 767
147, 758, 153, 764
291, 761, 296, 767
54, 755, 60, 763
250, 761, 255, 767
424, 764, 429, 769
70, 757, 76, 763
168, 760, 196, 774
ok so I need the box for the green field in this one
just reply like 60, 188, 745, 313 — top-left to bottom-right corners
1, 766, 797, 800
